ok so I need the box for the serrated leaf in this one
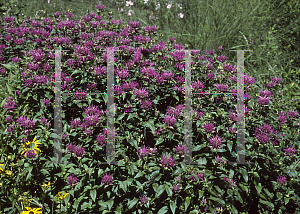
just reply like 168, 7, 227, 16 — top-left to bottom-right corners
127, 198, 138, 209
157, 206, 168, 214
259, 199, 274, 209
90, 189, 97, 202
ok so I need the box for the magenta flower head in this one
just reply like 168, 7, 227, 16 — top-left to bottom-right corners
67, 174, 79, 186
4, 97, 16, 112
283, 146, 297, 157
66, 143, 77, 153
160, 154, 175, 170
138, 146, 151, 160
101, 173, 113, 186
5, 115, 13, 123
203, 121, 215, 133
189, 171, 204, 183
276, 176, 287, 185
96, 4, 106, 11
26, 150, 36, 159
73, 145, 86, 158
208, 135, 223, 150
175, 144, 189, 157
172, 184, 180, 193
139, 194, 149, 205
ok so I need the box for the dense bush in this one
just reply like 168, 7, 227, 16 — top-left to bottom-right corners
0, 2, 299, 214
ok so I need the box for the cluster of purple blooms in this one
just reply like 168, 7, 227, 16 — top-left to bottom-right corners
160, 154, 175, 169
67, 174, 79, 186
66, 143, 86, 158
138, 146, 157, 160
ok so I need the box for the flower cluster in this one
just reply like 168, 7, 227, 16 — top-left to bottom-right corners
189, 171, 204, 183
101, 173, 114, 186
66, 143, 85, 157
4, 97, 16, 112
214, 156, 227, 167
174, 144, 189, 157
203, 121, 215, 133
276, 176, 287, 185
160, 154, 175, 169
208, 135, 223, 150
223, 177, 237, 188
138, 146, 157, 160
67, 174, 79, 186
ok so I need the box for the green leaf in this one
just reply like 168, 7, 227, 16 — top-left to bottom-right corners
284, 197, 289, 205
6, 83, 14, 96
164, 184, 172, 197
117, 114, 125, 121
157, 206, 168, 214
155, 138, 164, 146
239, 183, 248, 192
143, 119, 155, 133
259, 199, 274, 209
127, 113, 140, 121
231, 205, 238, 214
128, 138, 138, 150
134, 171, 145, 179
255, 182, 262, 195
240, 168, 248, 182
127, 198, 138, 209
107, 199, 114, 211
227, 140, 233, 153
209, 196, 225, 206
90, 189, 97, 202
170, 200, 176, 214
185, 197, 191, 212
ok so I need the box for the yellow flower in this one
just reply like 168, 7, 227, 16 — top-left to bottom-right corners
41, 182, 52, 190
22, 198, 33, 206
56, 191, 68, 201
0, 164, 4, 172
21, 138, 41, 157
5, 170, 12, 176
20, 207, 42, 214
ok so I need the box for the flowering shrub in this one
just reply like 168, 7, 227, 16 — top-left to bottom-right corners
0, 2, 299, 214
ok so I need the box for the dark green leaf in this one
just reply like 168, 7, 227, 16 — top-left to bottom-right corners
157, 206, 168, 214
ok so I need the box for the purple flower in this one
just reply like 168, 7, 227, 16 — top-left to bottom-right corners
96, 134, 106, 147
215, 83, 229, 92
209, 135, 223, 150
67, 174, 79, 186
73, 145, 86, 157
189, 171, 204, 182
141, 99, 152, 110
217, 55, 228, 62
74, 90, 85, 100
206, 72, 214, 79
276, 176, 287, 185
4, 97, 16, 111
70, 118, 81, 130
175, 144, 189, 157
169, 37, 175, 43
286, 109, 299, 119
5, 115, 13, 123
203, 121, 215, 133
138, 146, 151, 160
66, 143, 77, 153
133, 88, 149, 100
139, 194, 149, 205
278, 111, 287, 125
101, 173, 113, 186
96, 4, 106, 11
154, 127, 162, 136
16, 115, 35, 132
150, 147, 157, 154
283, 146, 297, 156
43, 98, 51, 106
214, 156, 227, 167
172, 184, 180, 193
163, 115, 177, 127
160, 154, 175, 169
229, 125, 236, 134
26, 150, 36, 159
